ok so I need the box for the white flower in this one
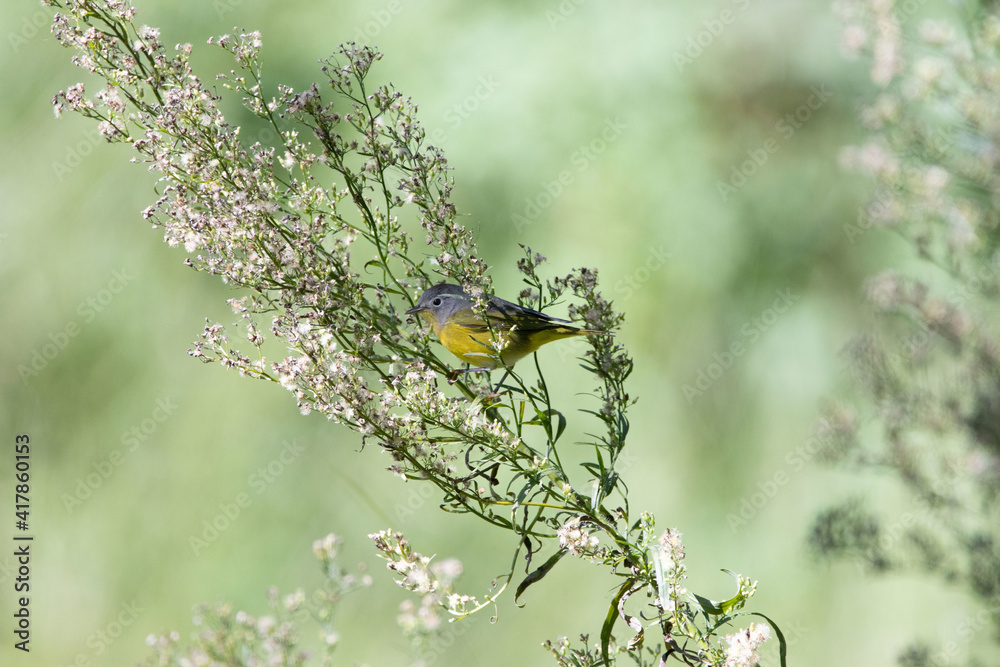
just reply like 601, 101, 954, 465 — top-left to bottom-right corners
557, 517, 600, 557
723, 623, 771, 667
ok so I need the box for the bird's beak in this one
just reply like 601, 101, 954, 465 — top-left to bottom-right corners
404, 305, 422, 315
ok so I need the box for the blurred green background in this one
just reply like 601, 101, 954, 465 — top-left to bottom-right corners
0, 0, 981, 665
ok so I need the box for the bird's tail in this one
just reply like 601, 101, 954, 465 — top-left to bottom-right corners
558, 326, 612, 337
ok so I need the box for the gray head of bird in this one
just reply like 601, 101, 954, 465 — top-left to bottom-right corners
404, 283, 473, 327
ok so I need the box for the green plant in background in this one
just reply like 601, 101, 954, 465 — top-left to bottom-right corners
47, 0, 785, 664
812, 1, 1000, 664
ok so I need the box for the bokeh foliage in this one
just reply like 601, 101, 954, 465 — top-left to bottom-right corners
2, 0, 983, 666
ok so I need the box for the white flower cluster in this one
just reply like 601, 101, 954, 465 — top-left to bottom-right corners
722, 623, 771, 667
557, 517, 601, 558
370, 529, 479, 636
655, 528, 687, 613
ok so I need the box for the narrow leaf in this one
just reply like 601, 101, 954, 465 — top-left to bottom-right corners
693, 593, 724, 615
514, 549, 566, 604
601, 579, 634, 665
549, 409, 567, 442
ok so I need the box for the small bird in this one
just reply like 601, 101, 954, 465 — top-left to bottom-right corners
405, 283, 604, 380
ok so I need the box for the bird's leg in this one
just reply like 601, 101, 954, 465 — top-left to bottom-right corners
491, 369, 511, 395
445, 364, 512, 399
447, 365, 492, 385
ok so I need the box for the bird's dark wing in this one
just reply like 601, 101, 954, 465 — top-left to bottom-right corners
486, 295, 570, 331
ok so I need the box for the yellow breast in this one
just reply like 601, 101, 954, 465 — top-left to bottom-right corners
436, 320, 503, 369
431, 318, 587, 370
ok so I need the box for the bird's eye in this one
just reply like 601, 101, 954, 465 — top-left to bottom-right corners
431, 297, 443, 307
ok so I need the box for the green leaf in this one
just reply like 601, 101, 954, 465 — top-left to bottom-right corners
515, 549, 566, 604
721, 596, 743, 615
600, 471, 619, 497
693, 593, 724, 615
512, 481, 536, 509
616, 412, 630, 439
524, 408, 567, 444
601, 579, 634, 665
718, 569, 750, 615
692, 570, 751, 617
549, 409, 567, 442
